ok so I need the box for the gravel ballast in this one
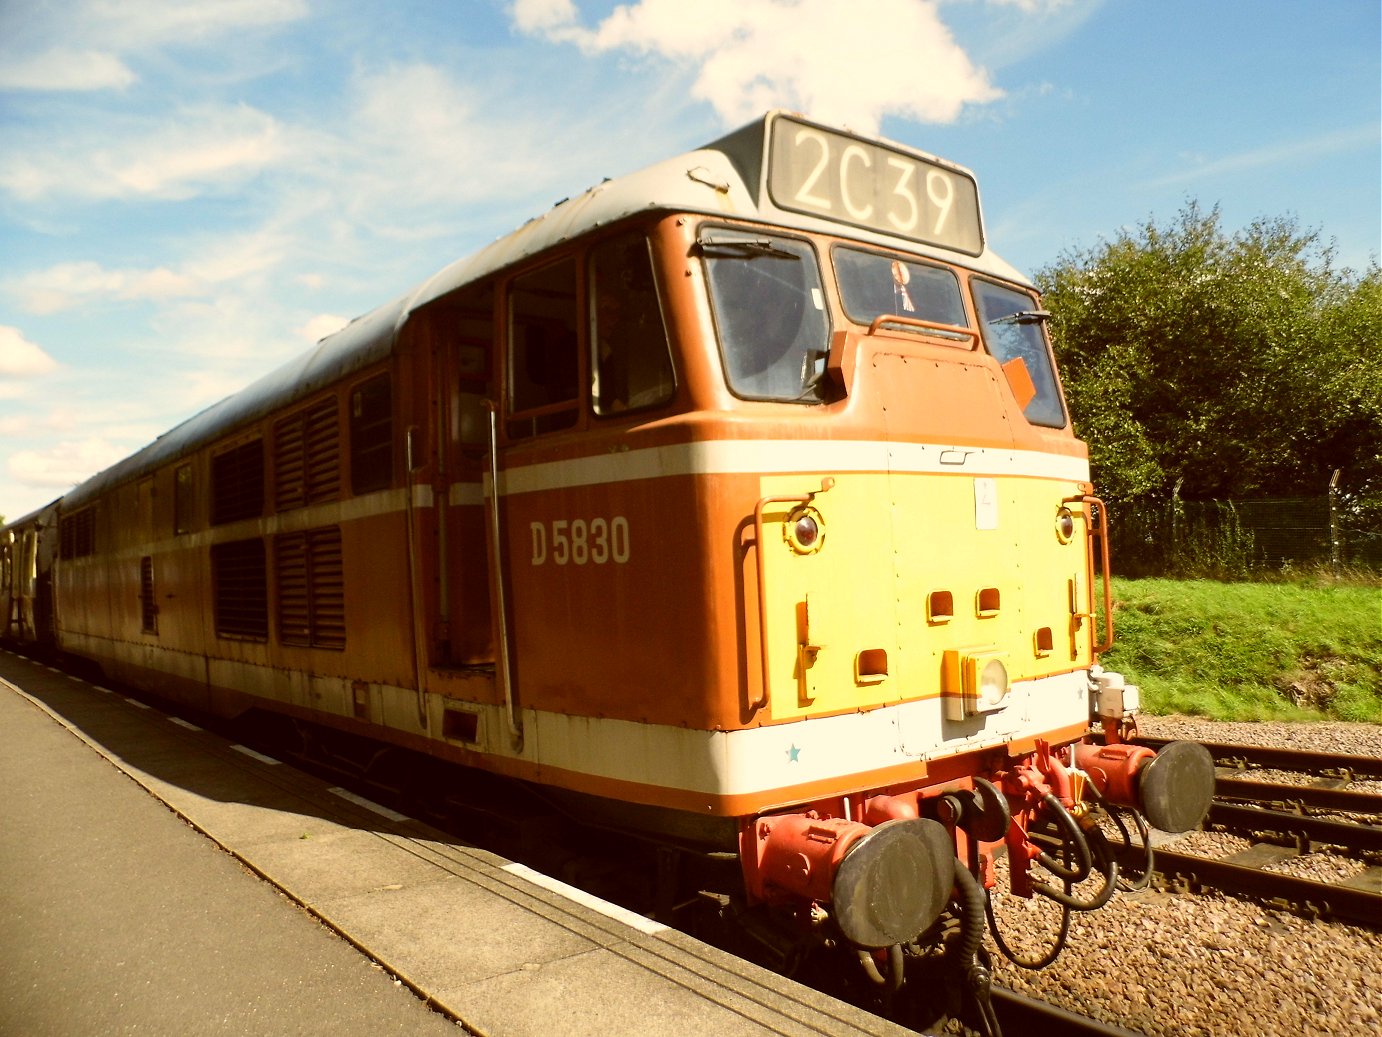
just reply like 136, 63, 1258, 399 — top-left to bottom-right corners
982, 715, 1382, 1037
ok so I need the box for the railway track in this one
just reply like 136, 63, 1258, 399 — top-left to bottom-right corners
990, 988, 1149, 1037
12, 652, 1365, 1037
1117, 738, 1382, 928
1134, 735, 1382, 782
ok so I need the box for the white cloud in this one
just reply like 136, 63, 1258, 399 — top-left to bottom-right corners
322, 62, 577, 242
511, 0, 581, 35
1144, 123, 1382, 190
8, 226, 293, 315
298, 314, 350, 343
515, 0, 1003, 133
183, 228, 291, 286
983, 0, 1075, 11
86, 0, 310, 47
10, 261, 201, 315
0, 0, 311, 114
1, 0, 310, 60
114, 107, 285, 197
0, 326, 60, 376
0, 103, 287, 203
0, 48, 137, 91
7, 438, 130, 490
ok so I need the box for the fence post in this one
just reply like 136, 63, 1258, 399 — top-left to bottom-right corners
1171, 477, 1184, 568
1328, 469, 1342, 571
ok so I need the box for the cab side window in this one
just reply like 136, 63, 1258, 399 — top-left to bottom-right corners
507, 258, 578, 438
589, 234, 675, 415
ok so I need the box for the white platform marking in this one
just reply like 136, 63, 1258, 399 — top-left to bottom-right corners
328, 787, 409, 822
503, 862, 668, 935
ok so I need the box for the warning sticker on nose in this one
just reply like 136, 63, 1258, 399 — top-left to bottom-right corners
974, 477, 998, 530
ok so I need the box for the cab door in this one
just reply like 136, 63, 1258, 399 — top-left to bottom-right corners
406, 282, 497, 670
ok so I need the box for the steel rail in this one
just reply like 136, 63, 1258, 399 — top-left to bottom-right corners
990, 986, 1150, 1037
1133, 737, 1382, 780
1143, 846, 1382, 929
1213, 776, 1382, 815
1208, 801, 1382, 853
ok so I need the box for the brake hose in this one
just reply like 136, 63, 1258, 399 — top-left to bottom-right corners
1030, 793, 1092, 884
1108, 804, 1155, 892
985, 882, 1071, 970
1028, 793, 1120, 911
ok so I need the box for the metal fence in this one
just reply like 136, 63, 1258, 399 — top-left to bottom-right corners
1108, 492, 1382, 578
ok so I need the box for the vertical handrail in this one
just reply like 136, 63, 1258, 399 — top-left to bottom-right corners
750, 478, 835, 715
1067, 494, 1115, 655
487, 403, 523, 746
404, 426, 430, 729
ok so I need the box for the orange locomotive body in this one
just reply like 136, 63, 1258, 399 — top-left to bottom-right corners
3, 112, 1212, 1026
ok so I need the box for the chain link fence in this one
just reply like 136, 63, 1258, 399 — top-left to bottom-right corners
1108, 490, 1382, 579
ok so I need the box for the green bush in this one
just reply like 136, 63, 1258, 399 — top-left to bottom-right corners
1102, 577, 1382, 723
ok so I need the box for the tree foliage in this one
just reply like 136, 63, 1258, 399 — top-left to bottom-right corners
1038, 202, 1382, 518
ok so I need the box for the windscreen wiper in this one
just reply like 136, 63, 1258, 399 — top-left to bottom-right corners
696, 236, 800, 260
988, 309, 1051, 326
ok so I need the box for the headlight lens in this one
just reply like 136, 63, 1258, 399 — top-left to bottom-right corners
977, 657, 1010, 710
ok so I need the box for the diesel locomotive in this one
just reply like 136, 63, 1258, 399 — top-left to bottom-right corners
3, 111, 1214, 1032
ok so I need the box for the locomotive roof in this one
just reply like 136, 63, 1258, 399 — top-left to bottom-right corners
58, 111, 1029, 511
2, 497, 60, 533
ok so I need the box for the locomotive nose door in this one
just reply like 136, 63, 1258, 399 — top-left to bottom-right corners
870, 341, 1021, 755
755, 462, 901, 722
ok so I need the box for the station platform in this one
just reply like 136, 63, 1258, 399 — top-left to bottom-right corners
0, 650, 912, 1037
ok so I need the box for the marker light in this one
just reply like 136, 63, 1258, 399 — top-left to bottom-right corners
786, 506, 825, 554
1056, 507, 1076, 544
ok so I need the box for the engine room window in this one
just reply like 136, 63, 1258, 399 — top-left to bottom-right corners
701, 228, 831, 402
589, 233, 675, 415
973, 280, 1067, 429
834, 247, 968, 335
139, 556, 157, 634
60, 508, 96, 558
350, 375, 393, 494
211, 440, 264, 526
174, 464, 194, 535
210, 538, 268, 640
275, 526, 345, 650
508, 257, 579, 438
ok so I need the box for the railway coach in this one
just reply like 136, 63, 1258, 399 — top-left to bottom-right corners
3, 111, 1213, 1031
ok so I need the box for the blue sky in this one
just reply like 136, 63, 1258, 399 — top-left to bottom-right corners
2, 0, 1378, 519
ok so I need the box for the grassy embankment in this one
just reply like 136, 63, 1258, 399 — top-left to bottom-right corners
1101, 577, 1382, 724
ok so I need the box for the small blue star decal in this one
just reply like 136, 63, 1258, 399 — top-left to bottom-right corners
787, 744, 801, 763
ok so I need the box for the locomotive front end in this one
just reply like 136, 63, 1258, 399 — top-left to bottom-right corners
687, 114, 1215, 1019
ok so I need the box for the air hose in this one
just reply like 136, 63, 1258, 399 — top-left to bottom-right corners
1106, 803, 1156, 892
1026, 793, 1121, 912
